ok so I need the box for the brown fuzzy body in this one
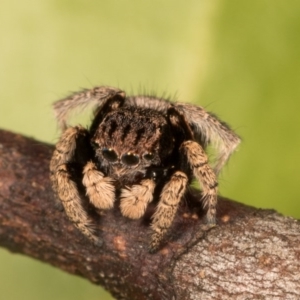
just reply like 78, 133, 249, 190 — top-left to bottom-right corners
50, 86, 240, 252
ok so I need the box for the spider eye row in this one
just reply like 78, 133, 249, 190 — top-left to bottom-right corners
100, 148, 154, 166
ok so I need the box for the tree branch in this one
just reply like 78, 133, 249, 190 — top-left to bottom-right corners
0, 129, 299, 299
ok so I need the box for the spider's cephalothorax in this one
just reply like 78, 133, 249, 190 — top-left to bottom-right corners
92, 106, 175, 184
50, 86, 240, 252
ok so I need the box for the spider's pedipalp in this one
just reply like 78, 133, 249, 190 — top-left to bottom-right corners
150, 171, 188, 252
175, 103, 241, 175
53, 86, 126, 131
50, 126, 100, 244
181, 140, 218, 225
120, 179, 155, 219
82, 161, 115, 210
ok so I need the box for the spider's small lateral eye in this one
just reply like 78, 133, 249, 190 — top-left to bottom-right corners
121, 153, 140, 166
102, 148, 118, 162
143, 152, 154, 161
91, 141, 99, 149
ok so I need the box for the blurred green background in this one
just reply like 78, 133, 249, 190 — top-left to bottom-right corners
1, 1, 300, 299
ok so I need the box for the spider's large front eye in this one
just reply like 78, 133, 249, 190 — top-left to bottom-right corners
102, 148, 118, 162
121, 153, 140, 166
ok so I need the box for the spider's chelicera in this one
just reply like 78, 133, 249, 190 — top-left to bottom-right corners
50, 86, 240, 252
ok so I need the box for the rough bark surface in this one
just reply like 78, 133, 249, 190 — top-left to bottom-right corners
0, 129, 299, 300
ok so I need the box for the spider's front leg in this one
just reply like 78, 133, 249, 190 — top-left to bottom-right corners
50, 126, 110, 245
149, 171, 188, 252
181, 140, 218, 225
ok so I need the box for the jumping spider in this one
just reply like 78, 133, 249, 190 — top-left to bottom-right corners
50, 86, 240, 252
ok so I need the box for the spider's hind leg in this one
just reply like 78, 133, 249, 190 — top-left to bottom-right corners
181, 140, 218, 225
50, 126, 100, 245
175, 103, 241, 175
53, 86, 126, 131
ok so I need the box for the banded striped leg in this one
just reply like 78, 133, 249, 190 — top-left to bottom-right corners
120, 179, 155, 219
50, 126, 100, 244
181, 140, 218, 225
175, 103, 241, 175
53, 86, 126, 131
150, 171, 188, 252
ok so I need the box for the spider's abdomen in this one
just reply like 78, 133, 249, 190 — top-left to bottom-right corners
92, 106, 175, 182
